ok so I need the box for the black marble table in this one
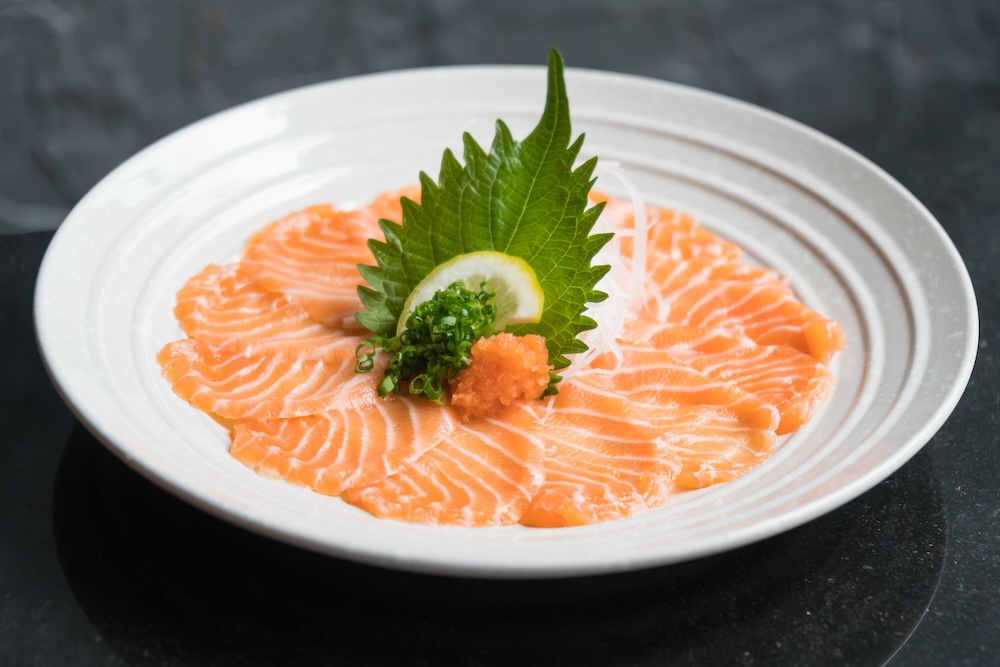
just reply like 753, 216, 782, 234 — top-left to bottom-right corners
2, 1, 998, 665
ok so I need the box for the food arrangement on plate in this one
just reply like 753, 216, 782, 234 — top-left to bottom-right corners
158, 50, 844, 528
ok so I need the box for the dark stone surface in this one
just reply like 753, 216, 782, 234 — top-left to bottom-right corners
2, 1, 998, 665
50, 423, 945, 667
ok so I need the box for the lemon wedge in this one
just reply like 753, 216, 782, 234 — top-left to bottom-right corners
397, 251, 544, 336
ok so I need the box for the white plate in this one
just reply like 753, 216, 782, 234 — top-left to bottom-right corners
35, 66, 978, 578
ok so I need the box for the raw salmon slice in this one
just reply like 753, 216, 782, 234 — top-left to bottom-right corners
572, 344, 779, 490
644, 401, 777, 489
597, 194, 841, 364
358, 185, 421, 224
241, 205, 375, 328
173, 263, 357, 361
592, 193, 742, 263
644, 210, 743, 263
644, 256, 791, 320
240, 188, 418, 328
342, 405, 544, 526
647, 256, 788, 296
157, 338, 367, 420
615, 320, 835, 434
231, 397, 458, 496
585, 343, 780, 432
650, 280, 845, 364
518, 385, 680, 527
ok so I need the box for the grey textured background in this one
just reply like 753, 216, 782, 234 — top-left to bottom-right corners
3, 2, 1000, 666
2, 0, 998, 233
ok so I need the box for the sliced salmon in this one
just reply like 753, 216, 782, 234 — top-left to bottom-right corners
360, 185, 421, 223
231, 398, 457, 496
585, 343, 780, 432
518, 386, 680, 527
173, 263, 356, 361
650, 280, 845, 364
645, 402, 777, 489
342, 405, 544, 526
157, 338, 365, 420
644, 256, 791, 322
592, 193, 742, 263
610, 319, 834, 434
240, 188, 419, 328
570, 351, 778, 490
240, 205, 373, 328
647, 256, 788, 296
644, 210, 743, 263
157, 189, 842, 527
598, 194, 842, 364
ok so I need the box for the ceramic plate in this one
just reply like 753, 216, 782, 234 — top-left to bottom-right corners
34, 66, 978, 578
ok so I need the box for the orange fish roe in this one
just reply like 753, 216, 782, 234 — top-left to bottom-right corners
450, 333, 552, 419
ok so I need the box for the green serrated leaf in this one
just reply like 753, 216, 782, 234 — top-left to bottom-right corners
356, 48, 610, 382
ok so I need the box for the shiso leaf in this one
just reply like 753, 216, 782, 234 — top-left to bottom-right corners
356, 48, 611, 390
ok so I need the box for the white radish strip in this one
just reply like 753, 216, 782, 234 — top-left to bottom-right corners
563, 204, 629, 379
592, 161, 649, 310
562, 162, 649, 378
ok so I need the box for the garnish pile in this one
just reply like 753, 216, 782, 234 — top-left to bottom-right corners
355, 281, 498, 403
354, 49, 610, 405
158, 50, 845, 528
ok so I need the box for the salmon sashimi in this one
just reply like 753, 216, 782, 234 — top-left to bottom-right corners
570, 352, 779, 490
584, 343, 780, 433
157, 187, 843, 528
240, 205, 376, 328
599, 195, 842, 364
173, 263, 356, 361
644, 255, 792, 320
649, 280, 845, 364
617, 319, 835, 434
230, 400, 458, 496
240, 188, 420, 328
359, 185, 421, 223
647, 256, 789, 296
592, 192, 742, 263
644, 210, 743, 263
342, 406, 544, 527
518, 386, 680, 527
645, 403, 777, 489
157, 338, 364, 420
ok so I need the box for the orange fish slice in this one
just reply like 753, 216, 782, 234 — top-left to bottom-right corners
173, 263, 357, 361
587, 343, 780, 432
644, 209, 743, 262
342, 405, 544, 527
642, 399, 777, 489
592, 193, 743, 263
157, 338, 369, 420
240, 188, 419, 328
573, 345, 779, 490
231, 398, 458, 496
518, 385, 680, 527
647, 256, 788, 295
619, 320, 835, 434
241, 205, 375, 328
644, 255, 791, 319
650, 280, 845, 364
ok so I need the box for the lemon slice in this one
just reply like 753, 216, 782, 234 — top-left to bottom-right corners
397, 251, 544, 336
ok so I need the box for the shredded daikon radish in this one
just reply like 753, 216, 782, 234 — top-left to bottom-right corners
593, 161, 649, 310
562, 211, 627, 377
561, 162, 649, 378
540, 394, 558, 424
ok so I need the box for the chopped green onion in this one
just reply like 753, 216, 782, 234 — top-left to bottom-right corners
354, 281, 497, 403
